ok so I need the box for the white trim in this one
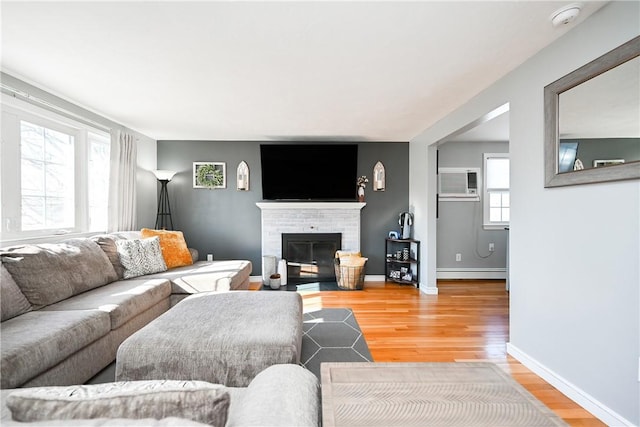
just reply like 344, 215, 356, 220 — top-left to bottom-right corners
421, 286, 439, 295
437, 267, 506, 279
507, 343, 633, 427
256, 202, 366, 210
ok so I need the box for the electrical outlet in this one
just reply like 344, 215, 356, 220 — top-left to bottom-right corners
455, 253, 462, 262
489, 243, 495, 252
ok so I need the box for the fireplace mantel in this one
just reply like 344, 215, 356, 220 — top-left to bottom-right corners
256, 202, 365, 260
256, 202, 366, 210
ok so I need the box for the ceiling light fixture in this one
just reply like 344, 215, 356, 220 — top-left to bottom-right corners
550, 3, 582, 27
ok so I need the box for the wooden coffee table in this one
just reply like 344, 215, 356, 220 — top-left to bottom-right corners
320, 362, 568, 427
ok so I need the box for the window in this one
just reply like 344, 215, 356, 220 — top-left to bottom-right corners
483, 153, 510, 229
1, 98, 111, 241
20, 120, 75, 231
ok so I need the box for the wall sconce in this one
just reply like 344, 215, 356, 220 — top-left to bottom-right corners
152, 169, 176, 230
373, 161, 385, 191
237, 161, 250, 191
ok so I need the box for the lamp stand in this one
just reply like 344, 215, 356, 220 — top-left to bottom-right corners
155, 179, 174, 230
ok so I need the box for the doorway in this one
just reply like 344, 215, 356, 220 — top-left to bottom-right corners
434, 104, 510, 288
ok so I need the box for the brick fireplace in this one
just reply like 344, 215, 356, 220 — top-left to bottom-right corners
255, 202, 366, 262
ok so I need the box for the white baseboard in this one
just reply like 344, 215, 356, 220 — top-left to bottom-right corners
437, 267, 506, 280
506, 343, 633, 427
421, 286, 439, 295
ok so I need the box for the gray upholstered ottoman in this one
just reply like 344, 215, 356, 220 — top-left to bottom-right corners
115, 291, 303, 387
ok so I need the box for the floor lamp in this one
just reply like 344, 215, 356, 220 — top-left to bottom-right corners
152, 170, 177, 230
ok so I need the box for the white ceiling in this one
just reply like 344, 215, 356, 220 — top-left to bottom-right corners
1, 1, 608, 142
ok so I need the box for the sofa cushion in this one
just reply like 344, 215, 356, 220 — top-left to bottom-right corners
145, 260, 252, 293
41, 278, 171, 330
188, 247, 199, 263
116, 237, 167, 279
1, 239, 118, 309
6, 380, 229, 426
0, 264, 31, 321
140, 229, 193, 269
226, 364, 320, 427
91, 234, 126, 280
1, 310, 111, 389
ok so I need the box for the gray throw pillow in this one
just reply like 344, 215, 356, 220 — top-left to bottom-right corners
6, 380, 230, 426
116, 237, 168, 279
0, 263, 32, 321
91, 234, 126, 279
1, 239, 118, 309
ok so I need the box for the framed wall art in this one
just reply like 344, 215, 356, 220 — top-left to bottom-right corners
193, 162, 226, 189
236, 160, 249, 191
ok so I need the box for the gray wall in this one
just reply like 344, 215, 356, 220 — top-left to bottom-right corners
157, 141, 409, 276
562, 137, 640, 168
410, 2, 639, 424
437, 140, 508, 269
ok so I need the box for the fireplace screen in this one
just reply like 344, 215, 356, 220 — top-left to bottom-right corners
282, 233, 341, 284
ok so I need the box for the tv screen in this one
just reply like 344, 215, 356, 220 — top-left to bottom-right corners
260, 144, 358, 201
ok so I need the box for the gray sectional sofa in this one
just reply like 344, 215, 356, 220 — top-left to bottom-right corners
0, 364, 320, 426
0, 231, 252, 390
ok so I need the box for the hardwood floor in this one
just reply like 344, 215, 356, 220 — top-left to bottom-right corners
278, 279, 605, 426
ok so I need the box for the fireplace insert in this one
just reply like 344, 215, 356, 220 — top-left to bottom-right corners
282, 233, 341, 284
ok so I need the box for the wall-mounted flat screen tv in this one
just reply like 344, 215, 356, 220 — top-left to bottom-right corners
260, 144, 358, 201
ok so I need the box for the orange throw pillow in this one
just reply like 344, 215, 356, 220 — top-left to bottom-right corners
140, 228, 193, 269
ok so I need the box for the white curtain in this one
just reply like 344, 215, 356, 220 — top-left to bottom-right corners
107, 130, 137, 232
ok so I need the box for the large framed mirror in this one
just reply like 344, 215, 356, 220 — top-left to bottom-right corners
544, 36, 640, 187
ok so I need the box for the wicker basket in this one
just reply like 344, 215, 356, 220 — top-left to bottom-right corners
334, 258, 366, 290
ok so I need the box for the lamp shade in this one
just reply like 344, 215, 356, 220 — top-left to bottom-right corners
152, 170, 177, 181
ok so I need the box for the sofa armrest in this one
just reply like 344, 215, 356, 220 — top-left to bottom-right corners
227, 364, 319, 427
188, 248, 199, 263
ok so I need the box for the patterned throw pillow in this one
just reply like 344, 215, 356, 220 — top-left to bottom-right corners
6, 380, 230, 426
140, 228, 193, 269
116, 237, 168, 279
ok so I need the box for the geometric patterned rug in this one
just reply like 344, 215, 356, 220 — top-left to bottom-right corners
300, 308, 372, 379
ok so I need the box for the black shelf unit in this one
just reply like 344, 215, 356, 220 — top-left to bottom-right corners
385, 238, 420, 287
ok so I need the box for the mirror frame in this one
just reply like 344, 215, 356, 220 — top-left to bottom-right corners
544, 36, 640, 188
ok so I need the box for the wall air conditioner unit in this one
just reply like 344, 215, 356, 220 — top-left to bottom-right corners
438, 168, 480, 201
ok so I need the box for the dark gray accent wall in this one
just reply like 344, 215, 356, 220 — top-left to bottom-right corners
157, 141, 409, 275
436, 140, 508, 269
